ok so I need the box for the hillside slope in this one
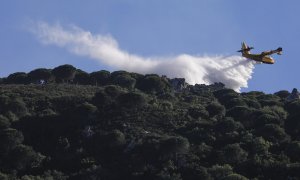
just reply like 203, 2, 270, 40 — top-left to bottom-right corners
0, 65, 300, 179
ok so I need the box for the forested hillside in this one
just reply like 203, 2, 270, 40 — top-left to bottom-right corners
0, 64, 300, 179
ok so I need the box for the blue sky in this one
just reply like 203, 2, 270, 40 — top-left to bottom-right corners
0, 0, 299, 93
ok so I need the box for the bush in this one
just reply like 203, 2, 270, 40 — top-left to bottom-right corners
215, 117, 244, 134
274, 90, 290, 99
136, 75, 170, 94
226, 106, 254, 127
206, 102, 225, 117
222, 173, 248, 180
28, 68, 52, 84
217, 144, 248, 165
7, 144, 45, 171
113, 74, 136, 89
208, 164, 233, 179
285, 141, 300, 161
0, 115, 10, 129
188, 106, 209, 119
90, 70, 110, 86
161, 136, 190, 155
5, 72, 28, 84
52, 64, 76, 83
0, 128, 24, 155
117, 92, 147, 108
73, 70, 90, 85
256, 124, 290, 143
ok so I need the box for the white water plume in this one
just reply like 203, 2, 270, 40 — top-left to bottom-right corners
30, 21, 255, 92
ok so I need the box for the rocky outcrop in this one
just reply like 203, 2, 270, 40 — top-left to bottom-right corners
286, 88, 300, 101
169, 78, 188, 92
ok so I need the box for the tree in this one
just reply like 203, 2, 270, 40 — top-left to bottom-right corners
286, 112, 300, 137
73, 69, 90, 85
226, 106, 254, 127
7, 144, 45, 171
208, 164, 233, 179
136, 75, 170, 94
218, 144, 248, 165
250, 137, 271, 155
206, 102, 225, 117
274, 90, 290, 99
215, 117, 244, 134
0, 115, 10, 129
90, 70, 110, 86
117, 92, 147, 108
0, 128, 24, 155
188, 106, 209, 119
160, 136, 190, 155
7, 98, 28, 117
5, 72, 28, 84
285, 141, 300, 161
113, 74, 136, 90
222, 174, 248, 180
256, 124, 290, 143
105, 129, 126, 148
28, 68, 52, 84
52, 64, 76, 83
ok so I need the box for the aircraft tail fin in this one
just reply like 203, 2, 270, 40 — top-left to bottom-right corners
276, 47, 283, 55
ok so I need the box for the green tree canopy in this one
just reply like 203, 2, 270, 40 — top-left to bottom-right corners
52, 64, 76, 83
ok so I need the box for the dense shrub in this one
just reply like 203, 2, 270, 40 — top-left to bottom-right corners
136, 75, 170, 94
5, 72, 28, 84
90, 70, 110, 86
0, 66, 299, 179
28, 68, 52, 84
217, 144, 248, 165
52, 64, 76, 83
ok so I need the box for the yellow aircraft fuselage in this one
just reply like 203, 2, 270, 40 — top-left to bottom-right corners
238, 42, 281, 64
242, 52, 274, 64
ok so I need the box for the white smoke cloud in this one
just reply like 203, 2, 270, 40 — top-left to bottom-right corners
30, 21, 255, 92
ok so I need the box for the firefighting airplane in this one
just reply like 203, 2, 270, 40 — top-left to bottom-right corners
237, 42, 282, 64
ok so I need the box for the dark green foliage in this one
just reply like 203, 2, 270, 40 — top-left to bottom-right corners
5, 72, 28, 84
285, 141, 300, 161
256, 124, 290, 143
217, 144, 248, 165
7, 144, 45, 171
0, 128, 24, 156
0, 66, 299, 179
52, 64, 76, 83
208, 164, 233, 179
275, 90, 290, 99
206, 102, 225, 117
188, 106, 209, 119
0, 115, 10, 129
73, 69, 90, 85
160, 136, 190, 155
28, 68, 52, 84
114, 74, 136, 89
226, 106, 254, 128
136, 74, 170, 94
90, 70, 110, 86
215, 117, 244, 134
222, 173, 248, 180
117, 92, 147, 108
104, 129, 126, 148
